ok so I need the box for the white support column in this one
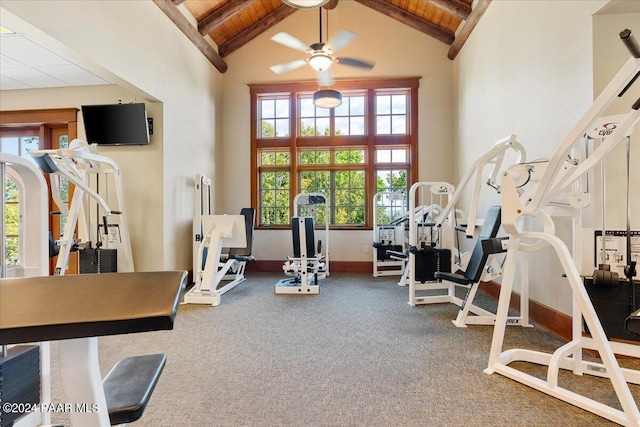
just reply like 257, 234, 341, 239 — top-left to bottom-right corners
58, 337, 111, 427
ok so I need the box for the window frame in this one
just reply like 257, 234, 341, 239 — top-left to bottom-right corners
250, 77, 419, 230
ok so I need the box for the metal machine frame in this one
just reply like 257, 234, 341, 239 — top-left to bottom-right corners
485, 29, 640, 426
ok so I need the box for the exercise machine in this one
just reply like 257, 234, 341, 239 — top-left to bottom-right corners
582, 115, 638, 341
402, 181, 457, 306
372, 191, 406, 277
0, 271, 187, 427
276, 193, 329, 294
431, 135, 531, 327
29, 139, 134, 275
485, 29, 640, 426
0, 153, 51, 427
184, 209, 254, 306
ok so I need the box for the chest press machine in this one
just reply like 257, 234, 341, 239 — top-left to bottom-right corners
428, 135, 531, 328
483, 29, 640, 426
276, 193, 329, 295
29, 139, 134, 275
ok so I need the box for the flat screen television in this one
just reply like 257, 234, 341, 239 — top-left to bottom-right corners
81, 103, 150, 145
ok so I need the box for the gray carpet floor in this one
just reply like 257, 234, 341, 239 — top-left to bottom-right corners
47, 272, 640, 426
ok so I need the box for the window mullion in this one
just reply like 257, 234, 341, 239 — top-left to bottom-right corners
330, 170, 336, 225
290, 92, 298, 217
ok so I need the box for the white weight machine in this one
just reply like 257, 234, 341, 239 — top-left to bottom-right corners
276, 193, 329, 295
485, 29, 640, 426
186, 173, 256, 306
29, 139, 134, 275
0, 153, 51, 427
184, 211, 254, 306
372, 191, 407, 277
431, 134, 531, 328
402, 181, 457, 306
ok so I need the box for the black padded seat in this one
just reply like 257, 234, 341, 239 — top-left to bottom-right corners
104, 354, 167, 425
0, 271, 187, 345
435, 205, 502, 286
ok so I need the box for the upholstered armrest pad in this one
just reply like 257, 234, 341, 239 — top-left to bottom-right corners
0, 271, 187, 345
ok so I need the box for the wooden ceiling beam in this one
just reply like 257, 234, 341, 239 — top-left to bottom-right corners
153, 0, 227, 73
353, 0, 454, 45
218, 5, 298, 57
198, 0, 247, 36
447, 0, 491, 60
171, 0, 185, 5
428, 0, 471, 21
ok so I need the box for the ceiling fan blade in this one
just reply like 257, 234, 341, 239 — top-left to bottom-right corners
317, 69, 334, 86
270, 59, 308, 74
335, 57, 375, 70
327, 30, 357, 52
271, 32, 310, 53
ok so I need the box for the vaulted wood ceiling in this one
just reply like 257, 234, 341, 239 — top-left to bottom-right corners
153, 0, 490, 73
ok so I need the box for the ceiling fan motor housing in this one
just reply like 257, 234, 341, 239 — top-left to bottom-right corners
308, 50, 334, 71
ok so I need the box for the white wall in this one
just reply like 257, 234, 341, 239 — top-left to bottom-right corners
0, 0, 223, 271
453, 0, 640, 316
220, 1, 455, 262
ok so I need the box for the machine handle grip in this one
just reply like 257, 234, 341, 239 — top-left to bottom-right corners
620, 29, 640, 58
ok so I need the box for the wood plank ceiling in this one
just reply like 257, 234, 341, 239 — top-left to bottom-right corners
154, 0, 490, 73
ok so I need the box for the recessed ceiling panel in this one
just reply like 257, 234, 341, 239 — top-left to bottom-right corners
1, 67, 69, 89
0, 54, 25, 69
0, 34, 70, 67
38, 64, 109, 86
0, 75, 30, 90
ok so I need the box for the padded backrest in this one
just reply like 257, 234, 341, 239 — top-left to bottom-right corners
292, 216, 315, 258
464, 205, 502, 283
228, 208, 255, 257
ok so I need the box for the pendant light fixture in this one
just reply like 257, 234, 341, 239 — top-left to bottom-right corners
313, 89, 342, 108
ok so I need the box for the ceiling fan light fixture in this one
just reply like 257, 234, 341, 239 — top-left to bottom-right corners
282, 0, 330, 9
313, 89, 342, 108
308, 52, 333, 71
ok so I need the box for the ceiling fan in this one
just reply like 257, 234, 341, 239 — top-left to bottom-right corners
269, 9, 375, 86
